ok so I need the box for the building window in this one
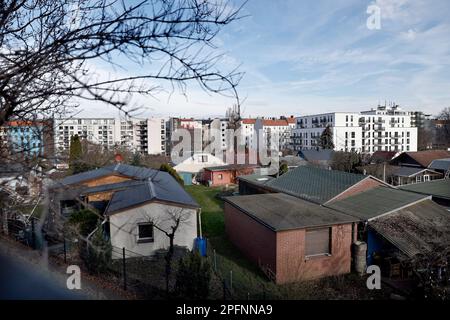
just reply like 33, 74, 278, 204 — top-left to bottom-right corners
218, 174, 223, 180
305, 227, 331, 257
201, 155, 208, 163
137, 223, 154, 243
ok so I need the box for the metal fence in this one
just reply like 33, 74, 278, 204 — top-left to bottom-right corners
205, 241, 273, 300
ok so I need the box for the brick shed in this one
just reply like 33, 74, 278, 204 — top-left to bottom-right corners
224, 193, 358, 284
203, 164, 259, 187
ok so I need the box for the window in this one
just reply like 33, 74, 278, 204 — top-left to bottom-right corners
305, 227, 331, 257
137, 223, 154, 243
201, 155, 208, 163
218, 174, 223, 180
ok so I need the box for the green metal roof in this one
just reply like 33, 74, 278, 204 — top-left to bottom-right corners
224, 193, 357, 231
326, 186, 429, 220
399, 179, 450, 200
265, 166, 367, 204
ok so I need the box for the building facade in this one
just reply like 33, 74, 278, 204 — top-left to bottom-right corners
53, 117, 167, 155
292, 106, 418, 154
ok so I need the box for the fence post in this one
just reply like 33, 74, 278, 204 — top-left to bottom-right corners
63, 237, 67, 264
213, 249, 217, 271
122, 247, 127, 291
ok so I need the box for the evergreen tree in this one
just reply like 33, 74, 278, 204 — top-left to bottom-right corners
160, 163, 184, 185
131, 152, 142, 166
69, 134, 83, 174
318, 125, 334, 149
174, 252, 211, 299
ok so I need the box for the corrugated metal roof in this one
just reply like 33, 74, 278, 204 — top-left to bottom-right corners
369, 200, 450, 258
265, 166, 366, 204
428, 158, 450, 171
326, 186, 428, 220
105, 171, 199, 214
399, 179, 450, 200
224, 193, 357, 231
203, 164, 259, 172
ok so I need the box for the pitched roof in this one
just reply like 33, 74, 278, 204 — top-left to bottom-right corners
399, 179, 450, 200
262, 119, 289, 126
59, 163, 160, 186
393, 150, 450, 167
224, 193, 357, 231
428, 158, 450, 171
241, 119, 256, 125
392, 166, 439, 177
370, 151, 397, 163
298, 149, 334, 162
265, 166, 367, 204
203, 164, 259, 172
326, 186, 429, 221
369, 200, 450, 258
105, 175, 199, 215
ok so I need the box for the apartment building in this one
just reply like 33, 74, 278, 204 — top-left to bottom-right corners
292, 105, 418, 154
255, 117, 296, 150
0, 120, 54, 157
54, 117, 167, 155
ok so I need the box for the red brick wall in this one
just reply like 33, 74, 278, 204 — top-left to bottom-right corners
329, 177, 384, 202
224, 202, 353, 284
224, 202, 277, 275
275, 224, 353, 284
211, 170, 234, 186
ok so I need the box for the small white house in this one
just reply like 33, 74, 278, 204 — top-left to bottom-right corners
102, 171, 200, 259
173, 152, 225, 185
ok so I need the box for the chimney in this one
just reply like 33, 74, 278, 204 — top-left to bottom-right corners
114, 153, 124, 163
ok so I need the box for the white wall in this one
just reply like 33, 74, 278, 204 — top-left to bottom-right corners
109, 202, 198, 259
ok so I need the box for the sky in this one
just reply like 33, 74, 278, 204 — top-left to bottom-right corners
78, 0, 450, 119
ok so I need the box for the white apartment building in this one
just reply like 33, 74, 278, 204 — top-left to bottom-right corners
255, 117, 296, 150
292, 106, 418, 154
54, 117, 167, 155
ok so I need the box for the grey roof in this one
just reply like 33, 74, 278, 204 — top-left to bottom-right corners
392, 166, 439, 177
203, 164, 258, 172
265, 166, 367, 204
106, 173, 199, 214
59, 163, 160, 186
399, 179, 450, 200
237, 174, 274, 185
224, 193, 357, 231
327, 186, 429, 220
280, 156, 307, 167
369, 200, 450, 258
298, 149, 334, 162
428, 158, 450, 171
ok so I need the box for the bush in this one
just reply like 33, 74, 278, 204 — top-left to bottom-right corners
174, 251, 211, 299
160, 163, 184, 185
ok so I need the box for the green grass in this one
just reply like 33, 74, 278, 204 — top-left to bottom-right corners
185, 185, 274, 298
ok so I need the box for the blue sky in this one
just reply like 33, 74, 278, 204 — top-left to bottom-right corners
80, 0, 450, 118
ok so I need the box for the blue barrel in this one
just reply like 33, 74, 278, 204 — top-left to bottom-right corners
195, 237, 207, 257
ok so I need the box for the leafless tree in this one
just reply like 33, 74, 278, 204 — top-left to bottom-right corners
0, 0, 245, 126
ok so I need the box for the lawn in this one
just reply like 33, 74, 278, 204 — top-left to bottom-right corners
185, 184, 392, 300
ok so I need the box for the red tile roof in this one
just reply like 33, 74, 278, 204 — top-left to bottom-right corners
262, 119, 289, 126
241, 119, 256, 124
401, 150, 450, 167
